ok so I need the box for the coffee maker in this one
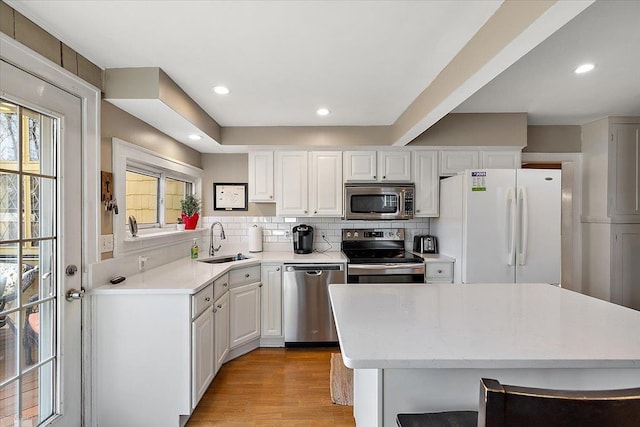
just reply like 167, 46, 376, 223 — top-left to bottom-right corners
292, 224, 314, 254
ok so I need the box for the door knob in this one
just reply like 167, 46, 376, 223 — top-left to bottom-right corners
65, 288, 85, 301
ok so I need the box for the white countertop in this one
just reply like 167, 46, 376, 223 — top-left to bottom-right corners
92, 251, 347, 295
329, 283, 640, 370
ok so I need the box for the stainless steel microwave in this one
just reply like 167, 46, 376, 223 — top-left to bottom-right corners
344, 183, 414, 220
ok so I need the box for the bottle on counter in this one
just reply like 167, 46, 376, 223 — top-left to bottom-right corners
190, 239, 199, 259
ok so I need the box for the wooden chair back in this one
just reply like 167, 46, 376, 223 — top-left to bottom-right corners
479, 378, 640, 427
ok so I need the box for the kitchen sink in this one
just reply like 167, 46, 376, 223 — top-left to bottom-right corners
198, 254, 250, 264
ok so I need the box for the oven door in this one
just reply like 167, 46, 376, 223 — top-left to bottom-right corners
347, 263, 425, 284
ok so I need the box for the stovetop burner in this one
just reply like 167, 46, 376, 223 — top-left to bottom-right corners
341, 228, 424, 264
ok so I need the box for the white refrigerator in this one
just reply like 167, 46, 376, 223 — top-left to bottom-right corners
432, 169, 561, 284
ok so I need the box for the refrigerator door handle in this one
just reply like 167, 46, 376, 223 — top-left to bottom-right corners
518, 186, 529, 265
507, 187, 516, 266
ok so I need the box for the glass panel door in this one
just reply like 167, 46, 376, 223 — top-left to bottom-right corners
1, 58, 82, 427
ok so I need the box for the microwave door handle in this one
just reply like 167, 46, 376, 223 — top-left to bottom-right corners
399, 190, 405, 217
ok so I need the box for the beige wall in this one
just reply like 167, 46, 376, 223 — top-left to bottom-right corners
525, 125, 581, 152
201, 153, 276, 217
222, 126, 391, 147
409, 113, 527, 147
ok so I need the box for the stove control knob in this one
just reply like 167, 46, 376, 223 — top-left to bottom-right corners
354, 232, 359, 238
387, 231, 394, 238
346, 232, 351, 238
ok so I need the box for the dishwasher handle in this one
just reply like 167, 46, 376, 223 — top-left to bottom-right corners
284, 264, 344, 273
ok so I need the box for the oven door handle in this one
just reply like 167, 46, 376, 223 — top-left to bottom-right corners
348, 263, 424, 270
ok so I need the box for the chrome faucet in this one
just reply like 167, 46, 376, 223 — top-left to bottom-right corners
209, 221, 226, 256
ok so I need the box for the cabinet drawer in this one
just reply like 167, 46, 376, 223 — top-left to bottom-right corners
425, 262, 453, 283
229, 265, 261, 288
213, 273, 229, 300
192, 283, 214, 319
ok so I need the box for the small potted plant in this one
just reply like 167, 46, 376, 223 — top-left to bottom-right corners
180, 194, 201, 230
176, 217, 185, 231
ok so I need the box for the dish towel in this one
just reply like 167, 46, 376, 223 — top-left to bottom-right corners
330, 353, 354, 406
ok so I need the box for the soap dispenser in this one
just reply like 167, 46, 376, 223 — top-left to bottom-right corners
190, 239, 199, 259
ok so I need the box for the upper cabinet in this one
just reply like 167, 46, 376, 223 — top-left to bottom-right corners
248, 151, 275, 202
276, 151, 343, 217
344, 151, 411, 182
413, 151, 439, 217
439, 149, 521, 176
609, 124, 640, 218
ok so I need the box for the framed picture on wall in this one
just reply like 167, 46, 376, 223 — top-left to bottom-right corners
214, 183, 248, 211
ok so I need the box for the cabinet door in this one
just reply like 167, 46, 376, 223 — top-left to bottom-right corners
192, 309, 214, 409
613, 224, 640, 310
413, 151, 439, 217
344, 151, 377, 181
379, 151, 411, 181
481, 150, 521, 169
261, 265, 283, 338
309, 151, 343, 216
276, 151, 308, 215
214, 292, 229, 375
248, 151, 275, 202
439, 151, 480, 176
229, 282, 261, 349
610, 125, 640, 217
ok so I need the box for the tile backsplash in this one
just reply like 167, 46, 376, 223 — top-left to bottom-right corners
202, 216, 430, 252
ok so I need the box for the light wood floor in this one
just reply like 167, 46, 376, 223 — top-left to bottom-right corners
187, 347, 355, 427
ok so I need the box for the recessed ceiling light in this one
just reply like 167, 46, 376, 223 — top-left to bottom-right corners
316, 108, 330, 116
213, 85, 230, 95
574, 63, 595, 74
188, 134, 202, 141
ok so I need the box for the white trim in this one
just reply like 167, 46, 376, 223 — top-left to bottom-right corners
0, 33, 100, 427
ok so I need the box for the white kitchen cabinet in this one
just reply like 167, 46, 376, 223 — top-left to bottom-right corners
344, 150, 412, 182
344, 150, 377, 181
229, 281, 261, 349
248, 151, 274, 202
260, 264, 283, 346
439, 151, 480, 176
425, 262, 454, 284
482, 150, 521, 169
412, 151, 439, 217
276, 151, 309, 216
309, 151, 343, 216
214, 291, 229, 375
378, 151, 412, 181
609, 124, 640, 218
439, 149, 521, 176
276, 150, 342, 217
192, 306, 214, 409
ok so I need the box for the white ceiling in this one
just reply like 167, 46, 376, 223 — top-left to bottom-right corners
6, 0, 501, 126
7, 0, 638, 143
455, 0, 640, 125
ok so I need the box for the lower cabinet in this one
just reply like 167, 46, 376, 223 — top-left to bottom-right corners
260, 264, 283, 346
214, 291, 230, 374
229, 281, 261, 349
192, 307, 215, 409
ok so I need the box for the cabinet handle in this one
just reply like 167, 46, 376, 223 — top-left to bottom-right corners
269, 195, 273, 199
437, 269, 442, 274
217, 304, 222, 309
205, 297, 211, 302
314, 211, 317, 214
276, 267, 280, 271
259, 284, 263, 287
223, 283, 228, 287
213, 308, 217, 313
416, 209, 420, 213
245, 273, 250, 278
304, 210, 307, 214
373, 175, 376, 179
383, 176, 386, 179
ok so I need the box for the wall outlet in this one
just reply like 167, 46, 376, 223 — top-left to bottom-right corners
100, 234, 114, 253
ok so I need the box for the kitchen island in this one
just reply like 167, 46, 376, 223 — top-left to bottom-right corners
329, 283, 640, 427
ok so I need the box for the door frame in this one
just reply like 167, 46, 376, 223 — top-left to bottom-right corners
1, 34, 100, 425
522, 152, 583, 293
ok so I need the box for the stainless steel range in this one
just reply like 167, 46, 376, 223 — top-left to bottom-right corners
342, 228, 425, 284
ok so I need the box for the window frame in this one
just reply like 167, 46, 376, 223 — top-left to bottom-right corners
112, 138, 203, 257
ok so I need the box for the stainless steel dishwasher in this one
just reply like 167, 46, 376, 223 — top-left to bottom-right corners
283, 264, 345, 346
